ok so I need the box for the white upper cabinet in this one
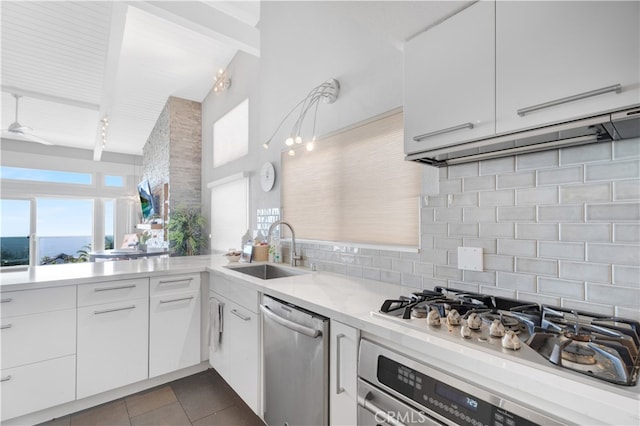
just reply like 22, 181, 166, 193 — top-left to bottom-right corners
496, 1, 640, 134
404, 1, 495, 155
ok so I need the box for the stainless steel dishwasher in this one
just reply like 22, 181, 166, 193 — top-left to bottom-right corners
260, 294, 329, 426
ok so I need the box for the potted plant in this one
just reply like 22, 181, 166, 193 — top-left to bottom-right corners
166, 206, 207, 256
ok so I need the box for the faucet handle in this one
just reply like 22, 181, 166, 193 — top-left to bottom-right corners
291, 253, 302, 267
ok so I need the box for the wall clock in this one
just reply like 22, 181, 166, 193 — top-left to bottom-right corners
260, 162, 276, 192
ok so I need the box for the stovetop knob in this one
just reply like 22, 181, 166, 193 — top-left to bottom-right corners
447, 309, 461, 326
427, 308, 441, 326
467, 312, 482, 330
490, 319, 506, 337
460, 324, 472, 338
501, 330, 521, 350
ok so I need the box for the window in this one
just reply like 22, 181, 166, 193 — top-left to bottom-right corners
36, 198, 93, 264
105, 175, 124, 187
209, 174, 249, 252
0, 166, 92, 184
0, 199, 31, 266
281, 111, 422, 248
213, 99, 249, 168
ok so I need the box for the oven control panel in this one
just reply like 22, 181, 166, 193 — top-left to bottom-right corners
378, 355, 538, 426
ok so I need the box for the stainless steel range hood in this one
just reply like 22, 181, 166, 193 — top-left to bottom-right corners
406, 105, 640, 167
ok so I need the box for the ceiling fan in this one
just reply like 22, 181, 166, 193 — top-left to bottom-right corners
1, 93, 52, 145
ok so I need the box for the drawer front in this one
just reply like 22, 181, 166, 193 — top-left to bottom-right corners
150, 273, 200, 296
210, 273, 258, 312
1, 309, 76, 370
1, 355, 76, 421
0, 286, 76, 318
78, 278, 149, 307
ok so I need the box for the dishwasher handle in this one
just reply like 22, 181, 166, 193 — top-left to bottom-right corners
260, 304, 322, 338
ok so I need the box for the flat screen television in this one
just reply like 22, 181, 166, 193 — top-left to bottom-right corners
137, 180, 158, 221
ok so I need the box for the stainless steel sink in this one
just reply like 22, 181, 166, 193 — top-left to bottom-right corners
226, 264, 308, 280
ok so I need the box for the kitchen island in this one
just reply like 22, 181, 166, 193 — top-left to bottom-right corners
1, 256, 638, 426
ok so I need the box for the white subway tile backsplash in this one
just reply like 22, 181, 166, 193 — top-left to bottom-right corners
462, 238, 497, 254
613, 138, 640, 160
479, 190, 515, 207
516, 187, 558, 205
421, 208, 435, 224
478, 285, 514, 298
615, 306, 640, 322
517, 291, 561, 306
516, 150, 559, 170
434, 237, 463, 250
537, 166, 583, 186
392, 258, 414, 273
435, 207, 463, 223
497, 239, 537, 257
423, 223, 448, 236
613, 180, 640, 201
561, 299, 614, 317
426, 195, 447, 207
449, 162, 479, 179
613, 224, 640, 243
479, 223, 515, 238
587, 202, 640, 222
401, 273, 422, 287
538, 241, 585, 261
538, 277, 584, 298
613, 265, 640, 287
483, 254, 514, 272
497, 206, 536, 222
463, 270, 496, 285
586, 283, 640, 309
420, 248, 448, 265
463, 207, 496, 223
585, 159, 640, 182
448, 223, 478, 237
496, 271, 536, 292
560, 142, 611, 164
372, 256, 393, 270
559, 261, 611, 283
560, 224, 611, 242
587, 243, 640, 266
414, 262, 434, 277
449, 192, 478, 207
363, 267, 381, 281
435, 265, 462, 280
380, 270, 402, 285
463, 175, 495, 191
516, 257, 558, 276
537, 205, 584, 222
516, 223, 559, 240
480, 157, 515, 175
346, 265, 364, 278
497, 171, 536, 189
439, 179, 462, 194
560, 183, 611, 203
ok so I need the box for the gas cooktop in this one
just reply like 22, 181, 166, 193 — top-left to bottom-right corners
374, 286, 640, 388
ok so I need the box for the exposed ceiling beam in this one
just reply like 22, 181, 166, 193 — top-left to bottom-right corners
1, 86, 100, 111
130, 1, 260, 57
93, 2, 128, 162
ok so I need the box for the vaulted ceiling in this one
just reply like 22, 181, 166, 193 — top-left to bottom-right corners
1, 1, 260, 160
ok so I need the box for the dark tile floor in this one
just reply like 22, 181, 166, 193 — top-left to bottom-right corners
38, 369, 264, 426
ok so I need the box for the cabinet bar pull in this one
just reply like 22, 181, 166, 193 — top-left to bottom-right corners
159, 296, 194, 304
0, 298, 13, 303
93, 305, 136, 315
335, 333, 346, 395
0, 324, 12, 330
360, 392, 408, 426
1, 375, 11, 382
413, 122, 474, 142
158, 278, 193, 285
94, 284, 136, 292
517, 83, 622, 116
230, 309, 251, 321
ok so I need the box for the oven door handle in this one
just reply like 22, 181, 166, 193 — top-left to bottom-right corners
359, 391, 408, 426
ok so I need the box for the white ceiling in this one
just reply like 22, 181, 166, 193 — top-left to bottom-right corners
1, 0, 260, 160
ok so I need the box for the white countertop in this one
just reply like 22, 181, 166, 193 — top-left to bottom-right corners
2, 257, 638, 425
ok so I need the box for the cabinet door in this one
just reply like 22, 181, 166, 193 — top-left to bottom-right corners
77, 298, 149, 398
149, 290, 201, 378
329, 320, 359, 426
209, 294, 260, 413
1, 355, 76, 421
496, 1, 640, 133
404, 1, 495, 155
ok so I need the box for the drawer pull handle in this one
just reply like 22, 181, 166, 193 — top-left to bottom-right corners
0, 324, 12, 330
94, 284, 136, 292
517, 83, 622, 116
158, 278, 194, 285
230, 309, 251, 321
1, 375, 11, 382
335, 333, 346, 395
0, 298, 13, 303
93, 305, 136, 315
159, 296, 194, 304
413, 122, 474, 142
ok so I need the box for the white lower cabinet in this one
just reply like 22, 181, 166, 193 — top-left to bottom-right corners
76, 279, 149, 399
330, 320, 359, 426
209, 272, 260, 414
149, 274, 201, 378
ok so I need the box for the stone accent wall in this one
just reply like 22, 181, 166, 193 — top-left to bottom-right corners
297, 138, 640, 322
143, 96, 202, 219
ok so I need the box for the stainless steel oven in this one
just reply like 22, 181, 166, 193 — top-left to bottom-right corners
357, 339, 565, 426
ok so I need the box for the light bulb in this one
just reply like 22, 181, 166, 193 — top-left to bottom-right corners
263, 142, 270, 149
294, 136, 302, 144
306, 141, 314, 151
288, 148, 295, 156
285, 137, 294, 146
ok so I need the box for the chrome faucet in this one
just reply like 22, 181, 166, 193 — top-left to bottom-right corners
267, 220, 301, 267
